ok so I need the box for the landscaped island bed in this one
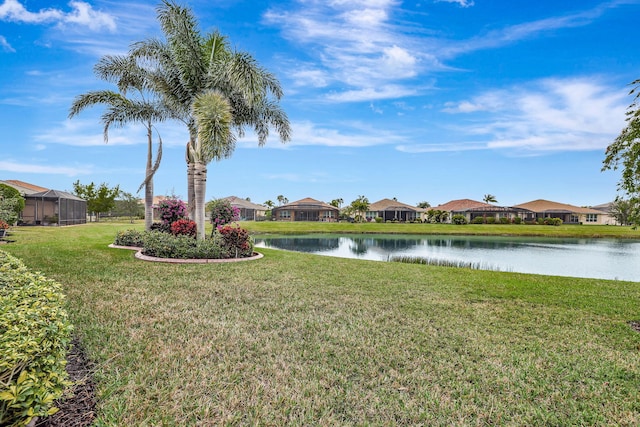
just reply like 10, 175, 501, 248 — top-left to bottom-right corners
3, 222, 640, 425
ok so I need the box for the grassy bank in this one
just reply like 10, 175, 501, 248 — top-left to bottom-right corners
3, 222, 640, 425
243, 220, 640, 238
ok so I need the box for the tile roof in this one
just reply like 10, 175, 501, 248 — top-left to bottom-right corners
369, 198, 423, 212
276, 197, 338, 210
513, 199, 603, 214
434, 199, 494, 211
223, 196, 267, 210
1, 179, 49, 195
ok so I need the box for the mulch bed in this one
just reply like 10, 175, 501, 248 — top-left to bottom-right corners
630, 321, 640, 333
36, 338, 97, 427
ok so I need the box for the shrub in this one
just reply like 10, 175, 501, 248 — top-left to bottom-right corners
208, 199, 240, 228
114, 229, 145, 247
170, 219, 197, 237
452, 214, 468, 225
375, 217, 383, 223
150, 222, 172, 234
157, 198, 187, 226
499, 217, 510, 224
513, 217, 523, 224
141, 232, 227, 259
217, 224, 253, 258
0, 250, 72, 427
485, 217, 496, 224
471, 217, 485, 224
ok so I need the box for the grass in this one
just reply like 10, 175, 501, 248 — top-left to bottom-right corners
243, 220, 640, 239
3, 222, 640, 425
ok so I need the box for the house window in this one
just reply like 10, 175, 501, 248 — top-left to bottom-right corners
586, 214, 598, 223
279, 210, 290, 219
570, 215, 579, 223
322, 211, 334, 218
365, 212, 377, 220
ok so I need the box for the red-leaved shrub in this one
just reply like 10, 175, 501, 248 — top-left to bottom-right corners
171, 219, 197, 237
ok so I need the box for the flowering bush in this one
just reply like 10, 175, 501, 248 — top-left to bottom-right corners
208, 199, 240, 228
0, 220, 9, 229
157, 198, 187, 225
171, 219, 197, 237
217, 224, 253, 258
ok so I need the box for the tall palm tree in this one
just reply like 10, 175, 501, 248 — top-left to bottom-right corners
132, 1, 290, 233
191, 91, 234, 239
68, 54, 170, 230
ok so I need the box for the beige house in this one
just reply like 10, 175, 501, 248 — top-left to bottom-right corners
513, 199, 613, 225
366, 199, 425, 222
433, 199, 527, 223
222, 196, 267, 221
272, 197, 339, 222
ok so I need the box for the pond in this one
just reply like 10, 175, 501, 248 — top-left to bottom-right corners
253, 234, 640, 281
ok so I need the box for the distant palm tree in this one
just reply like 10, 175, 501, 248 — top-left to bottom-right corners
264, 200, 275, 209
483, 194, 498, 204
68, 53, 171, 231
417, 201, 431, 209
350, 195, 369, 223
330, 198, 343, 208
277, 195, 288, 206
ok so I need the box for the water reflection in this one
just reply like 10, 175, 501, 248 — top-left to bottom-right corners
253, 234, 640, 281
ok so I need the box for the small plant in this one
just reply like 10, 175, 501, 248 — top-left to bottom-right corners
513, 217, 522, 224
485, 217, 496, 224
157, 198, 187, 226
217, 224, 253, 258
171, 219, 197, 237
150, 222, 172, 233
114, 229, 145, 247
471, 217, 485, 224
0, 220, 8, 230
451, 214, 468, 225
208, 199, 240, 228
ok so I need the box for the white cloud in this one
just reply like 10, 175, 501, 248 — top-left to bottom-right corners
0, 0, 116, 31
440, 77, 628, 153
0, 34, 14, 52
0, 160, 92, 176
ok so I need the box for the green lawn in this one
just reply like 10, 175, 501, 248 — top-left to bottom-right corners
243, 220, 640, 239
3, 222, 640, 425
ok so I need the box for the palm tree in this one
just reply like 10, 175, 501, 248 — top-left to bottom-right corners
330, 198, 343, 208
483, 194, 498, 204
68, 53, 170, 231
350, 195, 369, 223
132, 1, 290, 233
191, 91, 234, 238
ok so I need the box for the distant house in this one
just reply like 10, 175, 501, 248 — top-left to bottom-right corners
513, 199, 612, 225
366, 199, 424, 222
272, 197, 339, 222
591, 202, 618, 225
1, 180, 87, 226
222, 196, 267, 221
433, 199, 526, 223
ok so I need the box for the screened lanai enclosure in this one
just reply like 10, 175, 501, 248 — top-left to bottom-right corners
21, 190, 87, 226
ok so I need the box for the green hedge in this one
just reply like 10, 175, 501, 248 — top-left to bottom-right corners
0, 250, 72, 427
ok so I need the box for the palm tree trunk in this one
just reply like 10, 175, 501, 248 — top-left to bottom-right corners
193, 160, 207, 240
144, 124, 154, 230
186, 136, 196, 220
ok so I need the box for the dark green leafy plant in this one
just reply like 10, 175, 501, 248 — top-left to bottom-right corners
0, 250, 72, 427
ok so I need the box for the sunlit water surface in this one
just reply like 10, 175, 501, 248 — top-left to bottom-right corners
254, 234, 640, 281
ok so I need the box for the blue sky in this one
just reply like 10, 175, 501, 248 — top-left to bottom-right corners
1, 0, 639, 208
